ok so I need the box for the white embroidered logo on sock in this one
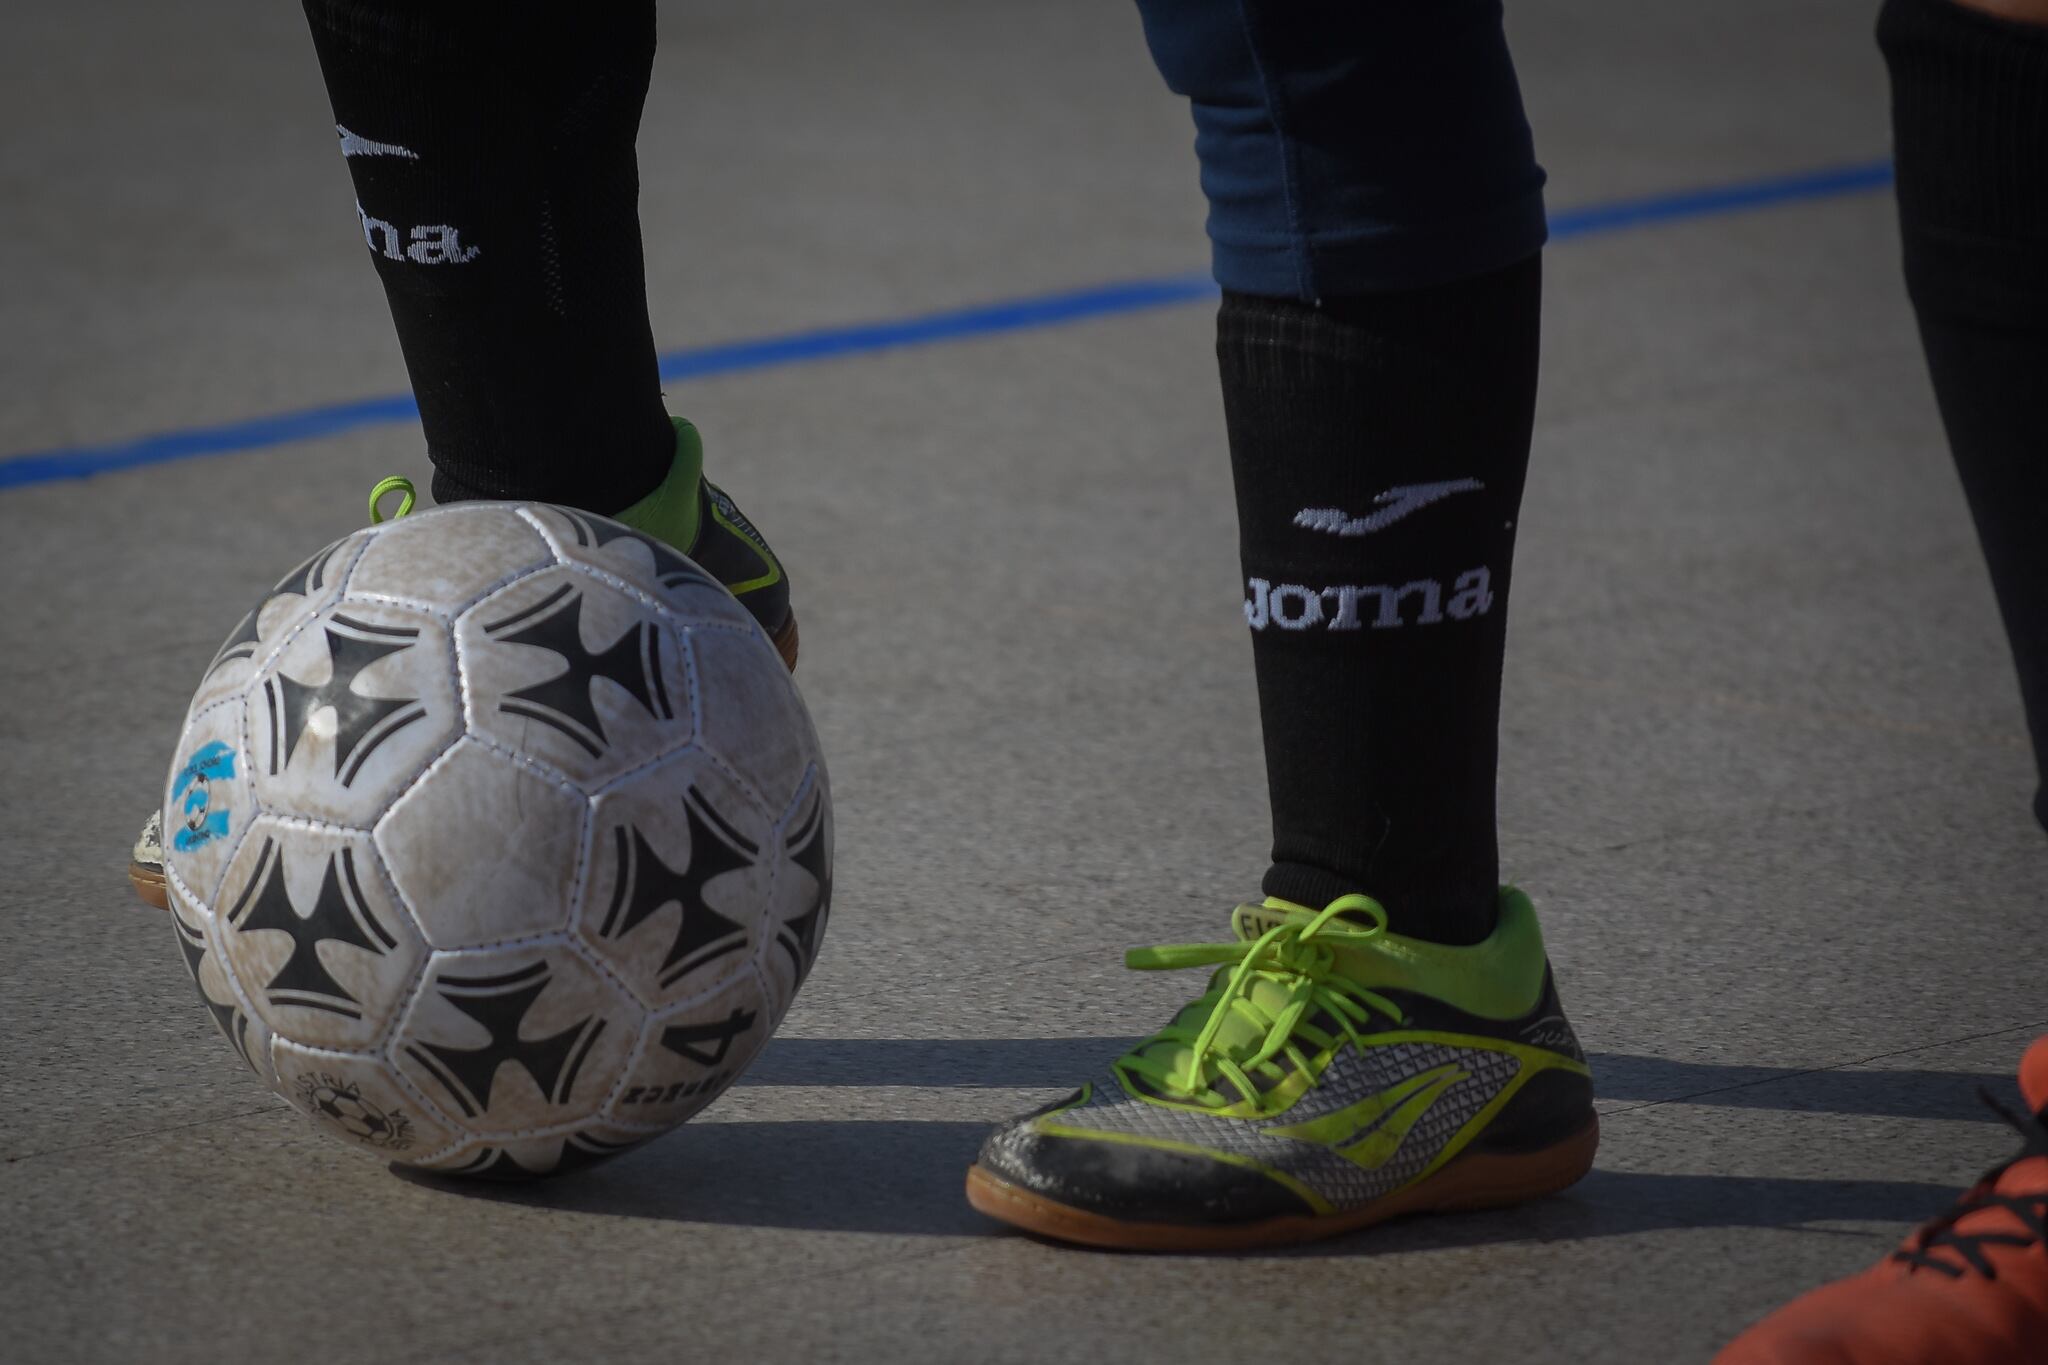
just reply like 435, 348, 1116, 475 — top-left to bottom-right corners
355, 201, 481, 264
1294, 479, 1485, 536
1243, 567, 1494, 631
339, 131, 479, 264
337, 125, 420, 161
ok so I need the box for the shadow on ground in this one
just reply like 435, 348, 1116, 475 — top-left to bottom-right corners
400, 1117, 1963, 1246
394, 1037, 2005, 1244
740, 1036, 2013, 1121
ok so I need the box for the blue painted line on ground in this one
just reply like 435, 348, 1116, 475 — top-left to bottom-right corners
0, 158, 1893, 492
1545, 158, 1894, 237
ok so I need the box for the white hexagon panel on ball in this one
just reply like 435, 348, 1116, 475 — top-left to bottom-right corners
345, 503, 557, 614
686, 625, 819, 815
375, 738, 590, 951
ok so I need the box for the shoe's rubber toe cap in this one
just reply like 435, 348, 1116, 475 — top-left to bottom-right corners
975, 1099, 1315, 1228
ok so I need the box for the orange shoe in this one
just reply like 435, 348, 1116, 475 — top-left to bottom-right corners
1716, 1035, 2048, 1364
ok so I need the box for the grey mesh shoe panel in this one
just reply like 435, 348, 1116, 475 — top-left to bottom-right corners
1025, 1042, 1523, 1209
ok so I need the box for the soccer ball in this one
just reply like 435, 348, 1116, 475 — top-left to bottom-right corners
161, 501, 830, 1178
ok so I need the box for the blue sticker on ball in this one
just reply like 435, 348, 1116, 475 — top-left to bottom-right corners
171, 740, 237, 852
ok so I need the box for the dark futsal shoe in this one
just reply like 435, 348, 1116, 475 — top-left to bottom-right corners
129, 810, 168, 909
967, 888, 1598, 1250
614, 415, 797, 672
1716, 1035, 2048, 1364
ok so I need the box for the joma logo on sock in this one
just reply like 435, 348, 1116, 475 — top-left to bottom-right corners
355, 201, 480, 265
1244, 567, 1494, 631
1294, 479, 1485, 537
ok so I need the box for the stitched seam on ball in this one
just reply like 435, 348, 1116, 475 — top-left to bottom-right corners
416, 923, 579, 956
562, 789, 598, 955
582, 735, 711, 801
550, 553, 753, 633
771, 763, 826, 982
341, 589, 455, 621
260, 812, 377, 838
780, 762, 824, 830
395, 939, 638, 1142
601, 996, 663, 1125
463, 1114, 610, 1144
682, 624, 706, 756
361, 720, 466, 834
560, 933, 643, 1115
748, 956, 785, 1048
377, 1010, 492, 1139
612, 967, 771, 1129
328, 526, 376, 598
348, 510, 560, 623
384, 938, 445, 1111
643, 955, 757, 1016
265, 1034, 384, 1062
195, 901, 277, 1080
234, 531, 374, 690
401, 1135, 470, 1167
513, 502, 573, 560
243, 542, 396, 797
444, 555, 555, 620
212, 835, 396, 1058
557, 556, 667, 614
692, 743, 777, 833
458, 726, 597, 802
354, 838, 424, 1055
350, 621, 479, 856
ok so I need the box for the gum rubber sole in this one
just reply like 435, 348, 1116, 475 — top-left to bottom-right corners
770, 609, 799, 673
965, 1115, 1600, 1252
129, 860, 168, 910
129, 608, 799, 912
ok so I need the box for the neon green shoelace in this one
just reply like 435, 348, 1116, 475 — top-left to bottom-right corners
1116, 894, 1405, 1110
368, 476, 416, 523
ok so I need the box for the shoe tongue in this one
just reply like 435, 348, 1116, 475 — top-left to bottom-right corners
1230, 899, 1318, 941
1232, 895, 1390, 942
2020, 1035, 2048, 1116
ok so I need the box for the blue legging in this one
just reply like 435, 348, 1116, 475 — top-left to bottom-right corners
1135, 0, 1546, 299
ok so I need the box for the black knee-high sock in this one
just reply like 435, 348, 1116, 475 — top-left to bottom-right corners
303, 0, 672, 511
1219, 255, 1541, 944
1880, 0, 2048, 832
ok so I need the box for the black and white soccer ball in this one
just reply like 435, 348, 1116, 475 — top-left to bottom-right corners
161, 502, 830, 1178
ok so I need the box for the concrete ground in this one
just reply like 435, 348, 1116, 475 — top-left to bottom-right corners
3, 1, 2044, 1361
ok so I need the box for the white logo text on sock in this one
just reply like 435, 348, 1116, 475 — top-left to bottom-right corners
356, 201, 481, 265
1243, 567, 1494, 631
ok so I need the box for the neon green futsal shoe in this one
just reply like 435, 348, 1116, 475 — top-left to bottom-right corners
615, 416, 796, 672
967, 889, 1598, 1250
